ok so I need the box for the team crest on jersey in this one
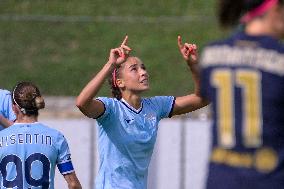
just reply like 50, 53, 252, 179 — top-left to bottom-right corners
144, 113, 156, 123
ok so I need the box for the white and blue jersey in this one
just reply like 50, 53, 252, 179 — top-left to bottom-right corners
0, 122, 74, 189
0, 89, 16, 130
95, 96, 175, 189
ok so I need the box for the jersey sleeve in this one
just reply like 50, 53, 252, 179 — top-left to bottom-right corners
95, 97, 115, 120
56, 134, 75, 175
152, 96, 175, 119
4, 93, 16, 121
0, 90, 16, 128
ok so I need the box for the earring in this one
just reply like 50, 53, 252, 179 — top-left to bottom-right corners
20, 108, 27, 115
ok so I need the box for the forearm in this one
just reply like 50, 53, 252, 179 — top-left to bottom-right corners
68, 182, 82, 189
0, 115, 13, 128
76, 61, 113, 108
188, 63, 201, 96
64, 172, 82, 189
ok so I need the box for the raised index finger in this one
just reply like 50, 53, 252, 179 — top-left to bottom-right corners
177, 35, 183, 49
121, 35, 128, 46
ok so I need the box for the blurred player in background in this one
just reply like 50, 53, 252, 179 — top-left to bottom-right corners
0, 82, 82, 189
0, 88, 16, 129
198, 0, 284, 188
76, 36, 208, 189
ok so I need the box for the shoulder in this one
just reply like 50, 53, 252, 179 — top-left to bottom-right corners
143, 96, 175, 119
36, 122, 64, 137
0, 89, 12, 107
0, 125, 12, 136
143, 96, 164, 104
0, 89, 12, 98
143, 96, 175, 107
267, 38, 284, 53
200, 34, 235, 65
96, 97, 118, 106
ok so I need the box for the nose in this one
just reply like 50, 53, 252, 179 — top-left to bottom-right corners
139, 68, 148, 77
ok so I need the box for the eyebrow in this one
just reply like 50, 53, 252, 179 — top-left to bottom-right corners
128, 63, 138, 69
128, 63, 145, 69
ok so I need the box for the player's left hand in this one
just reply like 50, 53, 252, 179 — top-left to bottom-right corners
177, 35, 198, 66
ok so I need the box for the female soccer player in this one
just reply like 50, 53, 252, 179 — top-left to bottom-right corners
0, 88, 16, 129
0, 82, 82, 189
76, 36, 208, 189
199, 0, 284, 188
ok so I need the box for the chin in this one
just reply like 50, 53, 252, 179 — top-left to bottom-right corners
136, 86, 150, 93
141, 87, 149, 92
143, 84, 150, 90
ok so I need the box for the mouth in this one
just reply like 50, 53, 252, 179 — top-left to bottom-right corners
140, 78, 149, 85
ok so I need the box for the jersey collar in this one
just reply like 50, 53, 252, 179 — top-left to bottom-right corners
120, 98, 143, 114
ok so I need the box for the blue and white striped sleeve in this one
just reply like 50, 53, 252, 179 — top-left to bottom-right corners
56, 134, 74, 175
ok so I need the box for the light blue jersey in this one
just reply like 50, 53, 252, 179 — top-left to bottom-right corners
0, 122, 74, 189
0, 89, 16, 130
95, 96, 175, 189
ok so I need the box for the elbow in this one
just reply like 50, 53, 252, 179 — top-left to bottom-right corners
75, 97, 84, 110
193, 94, 210, 109
75, 97, 89, 116
75, 97, 95, 119
198, 99, 210, 110
75, 96, 90, 113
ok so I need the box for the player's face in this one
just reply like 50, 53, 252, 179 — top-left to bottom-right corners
118, 57, 149, 93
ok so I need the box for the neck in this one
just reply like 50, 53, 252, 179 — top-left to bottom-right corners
245, 19, 273, 36
121, 92, 142, 110
245, 6, 280, 38
16, 115, 38, 123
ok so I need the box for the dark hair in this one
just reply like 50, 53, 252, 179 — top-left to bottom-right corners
12, 81, 45, 116
218, 0, 283, 27
108, 66, 122, 100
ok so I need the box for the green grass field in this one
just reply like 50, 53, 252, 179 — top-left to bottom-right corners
0, 0, 227, 96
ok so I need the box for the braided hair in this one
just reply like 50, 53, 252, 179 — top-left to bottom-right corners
108, 65, 122, 100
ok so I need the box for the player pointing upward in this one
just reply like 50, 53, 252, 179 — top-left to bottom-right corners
76, 36, 208, 189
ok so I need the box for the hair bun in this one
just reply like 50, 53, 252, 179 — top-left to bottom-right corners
35, 96, 45, 110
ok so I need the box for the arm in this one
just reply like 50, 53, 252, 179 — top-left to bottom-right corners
171, 36, 209, 116
63, 172, 82, 189
76, 36, 131, 118
0, 115, 13, 128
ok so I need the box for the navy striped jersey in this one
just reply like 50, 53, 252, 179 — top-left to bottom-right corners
200, 31, 284, 189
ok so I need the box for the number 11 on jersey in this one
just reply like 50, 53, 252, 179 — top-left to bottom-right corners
211, 69, 262, 148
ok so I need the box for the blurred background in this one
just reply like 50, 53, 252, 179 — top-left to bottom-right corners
0, 0, 228, 188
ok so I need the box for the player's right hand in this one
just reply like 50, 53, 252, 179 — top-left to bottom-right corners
108, 35, 132, 66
